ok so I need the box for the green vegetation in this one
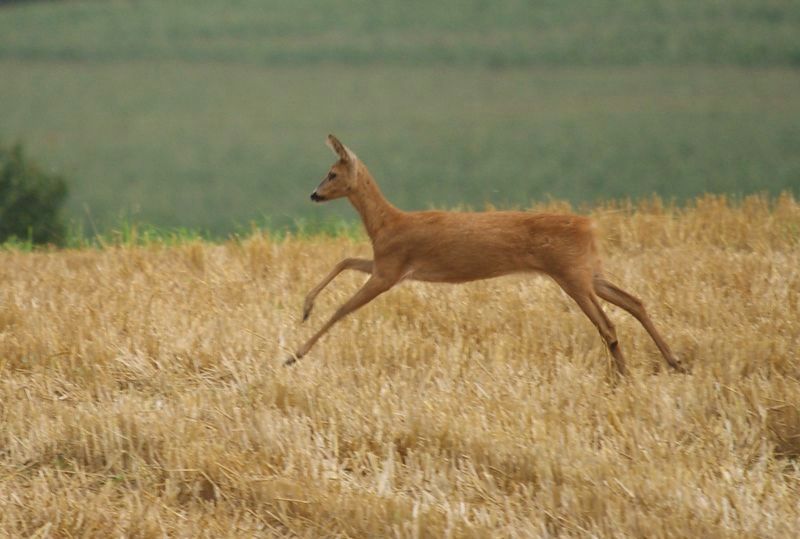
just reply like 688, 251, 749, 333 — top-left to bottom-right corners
0, 0, 798, 235
0, 142, 68, 245
2, 0, 799, 66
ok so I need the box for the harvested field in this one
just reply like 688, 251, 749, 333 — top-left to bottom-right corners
1, 195, 799, 537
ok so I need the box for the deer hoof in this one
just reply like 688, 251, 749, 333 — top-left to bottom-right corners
302, 302, 313, 322
663, 353, 689, 374
672, 361, 690, 374
284, 355, 298, 367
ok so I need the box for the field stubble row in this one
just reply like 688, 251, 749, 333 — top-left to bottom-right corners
0, 195, 799, 537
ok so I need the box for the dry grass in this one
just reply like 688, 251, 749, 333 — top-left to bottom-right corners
1, 195, 799, 538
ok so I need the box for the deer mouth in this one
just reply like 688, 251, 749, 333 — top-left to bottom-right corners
310, 192, 326, 202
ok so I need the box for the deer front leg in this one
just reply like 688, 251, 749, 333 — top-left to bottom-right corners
302, 258, 373, 321
286, 275, 395, 365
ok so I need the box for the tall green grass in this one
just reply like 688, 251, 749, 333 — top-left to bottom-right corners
2, 0, 799, 66
1, 1, 798, 235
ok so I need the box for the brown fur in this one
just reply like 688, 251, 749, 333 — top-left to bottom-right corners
287, 135, 685, 375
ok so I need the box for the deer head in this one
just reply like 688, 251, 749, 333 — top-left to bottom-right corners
310, 134, 359, 202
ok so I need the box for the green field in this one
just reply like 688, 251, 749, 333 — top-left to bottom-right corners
1, 0, 799, 235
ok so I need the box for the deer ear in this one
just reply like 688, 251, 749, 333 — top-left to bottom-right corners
326, 134, 356, 163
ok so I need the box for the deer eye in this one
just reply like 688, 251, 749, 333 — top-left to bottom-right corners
328, 172, 337, 180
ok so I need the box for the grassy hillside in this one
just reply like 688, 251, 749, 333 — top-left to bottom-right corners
2, 0, 799, 66
1, 0, 799, 235
1, 196, 799, 536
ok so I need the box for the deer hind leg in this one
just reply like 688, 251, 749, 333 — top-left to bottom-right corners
303, 258, 373, 322
593, 276, 685, 373
286, 275, 394, 366
557, 277, 627, 376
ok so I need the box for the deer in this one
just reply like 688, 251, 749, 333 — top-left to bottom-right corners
285, 134, 686, 375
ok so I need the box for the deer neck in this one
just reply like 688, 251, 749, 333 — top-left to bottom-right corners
347, 163, 400, 240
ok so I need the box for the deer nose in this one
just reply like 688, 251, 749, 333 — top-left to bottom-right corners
310, 191, 324, 202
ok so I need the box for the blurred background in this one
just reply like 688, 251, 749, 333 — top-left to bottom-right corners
1, 0, 798, 238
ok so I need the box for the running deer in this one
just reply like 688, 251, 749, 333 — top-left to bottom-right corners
285, 135, 685, 375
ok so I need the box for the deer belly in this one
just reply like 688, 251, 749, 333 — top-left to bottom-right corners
407, 251, 527, 283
